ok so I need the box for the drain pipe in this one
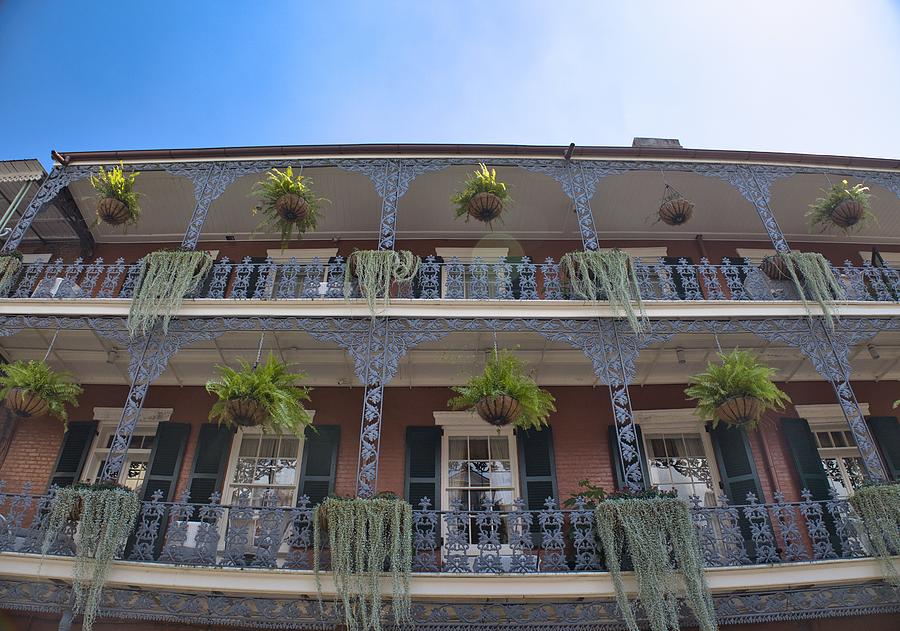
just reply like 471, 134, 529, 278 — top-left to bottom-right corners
0, 180, 32, 236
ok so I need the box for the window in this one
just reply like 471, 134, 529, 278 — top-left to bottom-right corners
796, 404, 868, 498
82, 425, 157, 493
223, 429, 304, 506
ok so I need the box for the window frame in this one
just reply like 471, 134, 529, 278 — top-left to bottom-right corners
796, 404, 868, 497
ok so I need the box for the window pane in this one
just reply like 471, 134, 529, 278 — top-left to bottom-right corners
844, 431, 856, 447
279, 438, 300, 458
239, 438, 259, 457
448, 438, 467, 460
681, 436, 704, 457
469, 438, 489, 460
235, 458, 255, 483
259, 437, 277, 458
273, 460, 297, 485
830, 431, 847, 448
448, 461, 467, 486
489, 437, 510, 460
469, 462, 491, 487
816, 432, 833, 448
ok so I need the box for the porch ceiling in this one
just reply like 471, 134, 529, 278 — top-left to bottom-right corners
1, 327, 899, 389
59, 162, 900, 246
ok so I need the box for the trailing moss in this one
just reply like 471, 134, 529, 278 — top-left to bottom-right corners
346, 250, 420, 315
849, 483, 900, 586
127, 250, 213, 337
314, 496, 412, 631
776, 252, 845, 329
42, 484, 140, 631
595, 497, 717, 631
0, 253, 22, 296
561, 249, 646, 333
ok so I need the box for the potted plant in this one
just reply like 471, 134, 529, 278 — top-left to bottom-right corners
90, 163, 141, 227
127, 249, 213, 337
594, 486, 716, 631
0, 250, 23, 297
314, 494, 413, 631
848, 482, 900, 586
657, 184, 694, 226
344, 250, 420, 315
451, 163, 510, 225
206, 354, 312, 434
448, 348, 555, 429
560, 249, 646, 333
806, 179, 874, 233
42, 481, 140, 631
252, 167, 325, 248
0, 359, 82, 423
685, 349, 791, 429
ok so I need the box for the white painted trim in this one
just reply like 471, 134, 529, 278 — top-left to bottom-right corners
795, 403, 870, 426
633, 408, 704, 431
433, 410, 484, 428
92, 407, 173, 423
266, 248, 338, 263
861, 250, 900, 267
0, 553, 893, 600
434, 247, 509, 262
735, 248, 777, 264
21, 253, 51, 264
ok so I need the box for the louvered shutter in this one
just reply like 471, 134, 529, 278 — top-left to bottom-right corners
608, 424, 649, 491
518, 427, 559, 545
708, 424, 764, 504
781, 418, 831, 501
405, 427, 441, 510
49, 421, 97, 488
298, 425, 340, 506
186, 424, 233, 504
868, 416, 900, 481
141, 422, 190, 502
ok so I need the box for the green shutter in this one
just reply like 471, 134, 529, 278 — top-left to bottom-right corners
49, 421, 97, 489
517, 427, 558, 510
708, 424, 764, 504
187, 424, 234, 504
298, 425, 340, 505
608, 424, 648, 490
781, 418, 831, 501
868, 416, 900, 481
405, 427, 441, 510
142, 423, 190, 502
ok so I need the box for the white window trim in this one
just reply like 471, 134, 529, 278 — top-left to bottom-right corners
220, 411, 315, 508
21, 253, 51, 264
860, 250, 900, 268
795, 403, 870, 429
80, 407, 172, 486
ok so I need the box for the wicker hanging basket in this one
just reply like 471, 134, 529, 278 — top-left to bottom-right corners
714, 396, 763, 427
759, 255, 795, 281
467, 192, 504, 223
275, 193, 309, 223
475, 394, 521, 427
658, 185, 694, 226
96, 197, 132, 226
4, 387, 50, 418
830, 199, 865, 229
223, 397, 268, 427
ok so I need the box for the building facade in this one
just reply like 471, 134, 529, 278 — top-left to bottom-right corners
0, 142, 898, 630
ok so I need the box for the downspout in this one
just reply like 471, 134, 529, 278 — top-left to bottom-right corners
0, 180, 32, 236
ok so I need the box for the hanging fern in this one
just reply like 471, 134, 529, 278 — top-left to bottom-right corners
0, 252, 22, 296
595, 497, 717, 631
0, 359, 82, 424
776, 252, 845, 329
560, 250, 646, 333
251, 167, 326, 247
806, 179, 874, 233
42, 484, 140, 631
314, 496, 412, 631
127, 250, 213, 337
345, 250, 420, 315
849, 483, 900, 586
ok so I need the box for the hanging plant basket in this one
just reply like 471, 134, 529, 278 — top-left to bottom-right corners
714, 396, 763, 427
275, 193, 310, 223
467, 191, 504, 223
4, 387, 50, 418
475, 394, 522, 427
830, 199, 865, 229
223, 397, 268, 427
96, 197, 132, 226
658, 185, 694, 226
760, 255, 793, 281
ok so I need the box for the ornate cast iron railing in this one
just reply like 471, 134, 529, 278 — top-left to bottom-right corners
0, 483, 873, 573
4, 255, 899, 303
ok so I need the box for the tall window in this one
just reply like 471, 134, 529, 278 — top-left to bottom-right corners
82, 424, 157, 493
224, 431, 304, 506
813, 427, 865, 498
644, 432, 717, 503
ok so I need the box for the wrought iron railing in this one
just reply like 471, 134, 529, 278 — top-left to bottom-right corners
4, 255, 900, 303
0, 483, 872, 573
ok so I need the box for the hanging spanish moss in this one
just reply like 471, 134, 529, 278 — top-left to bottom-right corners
127, 250, 213, 337
849, 483, 900, 587
345, 250, 420, 315
0, 253, 22, 297
561, 250, 646, 333
314, 496, 413, 631
595, 497, 717, 631
777, 252, 845, 329
42, 485, 140, 631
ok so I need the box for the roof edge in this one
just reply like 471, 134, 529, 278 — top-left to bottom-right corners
53, 142, 900, 171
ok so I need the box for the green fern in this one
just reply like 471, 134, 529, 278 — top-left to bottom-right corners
806, 179, 874, 233
90, 162, 141, 225
451, 163, 510, 220
448, 349, 555, 430
0, 359, 82, 424
252, 167, 326, 246
684, 350, 790, 429
206, 354, 312, 435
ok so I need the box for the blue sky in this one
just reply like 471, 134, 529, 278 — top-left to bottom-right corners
1, 1, 898, 168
